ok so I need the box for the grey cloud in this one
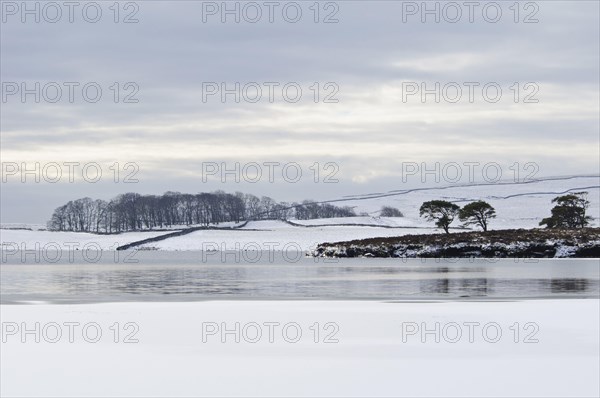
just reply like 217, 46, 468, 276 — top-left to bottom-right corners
1, 0, 598, 222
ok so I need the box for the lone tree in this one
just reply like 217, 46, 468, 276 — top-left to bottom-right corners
380, 206, 403, 217
539, 192, 591, 229
459, 200, 496, 232
419, 200, 460, 234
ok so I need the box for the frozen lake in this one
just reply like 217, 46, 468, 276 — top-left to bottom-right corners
1, 252, 598, 303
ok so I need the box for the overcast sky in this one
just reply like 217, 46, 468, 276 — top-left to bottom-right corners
1, 0, 599, 223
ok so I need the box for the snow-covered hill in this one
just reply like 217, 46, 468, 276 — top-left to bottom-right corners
1, 176, 598, 251
334, 175, 600, 230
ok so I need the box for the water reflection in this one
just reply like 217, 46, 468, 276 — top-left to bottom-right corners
1, 255, 599, 303
550, 278, 589, 293
418, 278, 490, 296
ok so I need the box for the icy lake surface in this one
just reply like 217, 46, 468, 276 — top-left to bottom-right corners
1, 252, 598, 303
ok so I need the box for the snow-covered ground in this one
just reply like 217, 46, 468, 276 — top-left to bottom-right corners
0, 229, 175, 251
1, 176, 598, 251
1, 299, 598, 397
136, 220, 427, 251
0, 223, 47, 231
340, 176, 600, 230
291, 216, 414, 227
0, 220, 431, 252
2, 177, 598, 397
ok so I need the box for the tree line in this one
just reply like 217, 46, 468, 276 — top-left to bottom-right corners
419, 191, 591, 233
47, 191, 357, 233
48, 190, 591, 234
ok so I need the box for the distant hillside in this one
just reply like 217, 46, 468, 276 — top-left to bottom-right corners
337, 175, 600, 230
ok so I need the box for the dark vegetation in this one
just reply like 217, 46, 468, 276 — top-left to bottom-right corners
314, 193, 597, 258
539, 192, 591, 229
313, 228, 600, 258
419, 192, 590, 233
47, 191, 356, 233
380, 206, 404, 217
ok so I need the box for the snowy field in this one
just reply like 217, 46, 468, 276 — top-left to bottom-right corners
138, 220, 430, 251
1, 176, 598, 252
0, 229, 177, 251
339, 176, 600, 230
1, 299, 598, 397
290, 216, 411, 227
0, 220, 431, 252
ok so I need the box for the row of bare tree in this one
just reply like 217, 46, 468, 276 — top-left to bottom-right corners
47, 191, 356, 233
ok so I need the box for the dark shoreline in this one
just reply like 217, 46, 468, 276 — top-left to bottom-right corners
313, 228, 600, 258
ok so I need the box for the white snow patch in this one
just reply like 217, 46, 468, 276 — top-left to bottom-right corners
1, 299, 598, 397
